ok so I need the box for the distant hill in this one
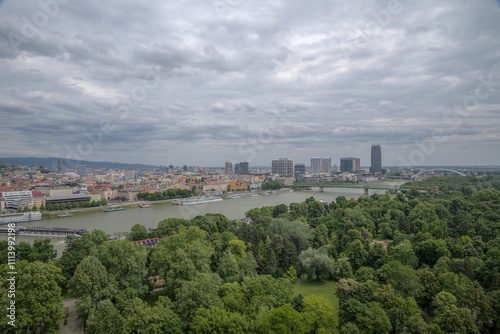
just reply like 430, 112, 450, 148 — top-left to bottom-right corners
0, 157, 159, 170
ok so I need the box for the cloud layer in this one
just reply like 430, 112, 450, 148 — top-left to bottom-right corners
0, 0, 499, 167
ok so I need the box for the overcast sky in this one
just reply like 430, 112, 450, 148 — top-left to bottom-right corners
0, 0, 499, 167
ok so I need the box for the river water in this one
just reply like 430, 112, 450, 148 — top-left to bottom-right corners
0, 187, 393, 256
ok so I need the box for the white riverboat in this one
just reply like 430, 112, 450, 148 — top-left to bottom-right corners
176, 197, 223, 205
0, 211, 42, 225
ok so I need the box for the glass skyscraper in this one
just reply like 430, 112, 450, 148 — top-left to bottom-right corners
370, 144, 382, 173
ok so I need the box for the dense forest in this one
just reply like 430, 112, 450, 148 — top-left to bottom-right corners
1, 175, 500, 333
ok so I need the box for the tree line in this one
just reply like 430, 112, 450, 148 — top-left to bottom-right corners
137, 188, 194, 201
41, 199, 108, 212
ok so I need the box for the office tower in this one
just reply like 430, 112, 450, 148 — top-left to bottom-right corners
272, 158, 294, 177
183, 165, 188, 172
294, 163, 305, 177
370, 144, 382, 174
311, 157, 331, 175
225, 161, 233, 174
57, 158, 65, 172
320, 157, 332, 175
311, 157, 321, 174
235, 162, 249, 174
340, 157, 360, 172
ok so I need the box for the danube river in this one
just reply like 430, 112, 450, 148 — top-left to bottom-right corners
1, 187, 394, 256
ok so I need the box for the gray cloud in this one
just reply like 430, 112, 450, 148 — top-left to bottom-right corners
0, 0, 499, 166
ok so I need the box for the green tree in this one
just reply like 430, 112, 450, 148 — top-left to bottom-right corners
386, 239, 418, 268
415, 238, 451, 267
345, 240, 368, 271
378, 260, 423, 298
91, 240, 148, 302
58, 229, 109, 283
268, 218, 312, 252
336, 278, 359, 306
68, 255, 110, 320
152, 218, 191, 237
303, 295, 339, 334
339, 299, 391, 334
332, 260, 354, 280
241, 275, 294, 311
313, 224, 330, 248
175, 273, 223, 326
298, 247, 335, 280
432, 291, 479, 334
119, 296, 182, 334
273, 204, 289, 218
373, 286, 425, 334
264, 304, 306, 334
16, 241, 33, 262
87, 299, 126, 334
0, 261, 65, 333
220, 281, 247, 313
150, 226, 214, 292
190, 306, 248, 334
31, 239, 57, 262
127, 224, 149, 241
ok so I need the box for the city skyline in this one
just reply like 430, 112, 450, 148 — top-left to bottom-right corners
1, 1, 499, 166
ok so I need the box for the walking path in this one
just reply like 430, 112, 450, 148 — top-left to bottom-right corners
59, 299, 84, 334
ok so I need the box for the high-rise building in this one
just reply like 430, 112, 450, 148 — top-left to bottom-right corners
311, 157, 331, 175
235, 162, 249, 174
294, 163, 305, 177
340, 157, 360, 172
370, 144, 382, 174
311, 157, 321, 175
272, 158, 294, 177
320, 157, 331, 175
225, 161, 233, 174
57, 159, 65, 173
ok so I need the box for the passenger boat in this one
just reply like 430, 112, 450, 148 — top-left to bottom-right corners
104, 207, 126, 212
176, 197, 223, 205
0, 212, 42, 224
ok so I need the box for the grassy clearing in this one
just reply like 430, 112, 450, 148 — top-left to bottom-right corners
293, 278, 339, 310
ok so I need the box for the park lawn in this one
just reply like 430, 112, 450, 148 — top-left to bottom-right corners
293, 278, 339, 310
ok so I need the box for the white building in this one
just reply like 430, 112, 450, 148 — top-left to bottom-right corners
0, 191, 33, 210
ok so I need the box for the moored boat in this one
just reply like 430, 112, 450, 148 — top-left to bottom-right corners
0, 211, 42, 225
104, 207, 126, 212
177, 197, 223, 205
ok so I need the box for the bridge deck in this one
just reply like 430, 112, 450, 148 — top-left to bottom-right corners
290, 182, 411, 191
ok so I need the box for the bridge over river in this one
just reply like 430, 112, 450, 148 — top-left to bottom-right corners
290, 182, 413, 195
